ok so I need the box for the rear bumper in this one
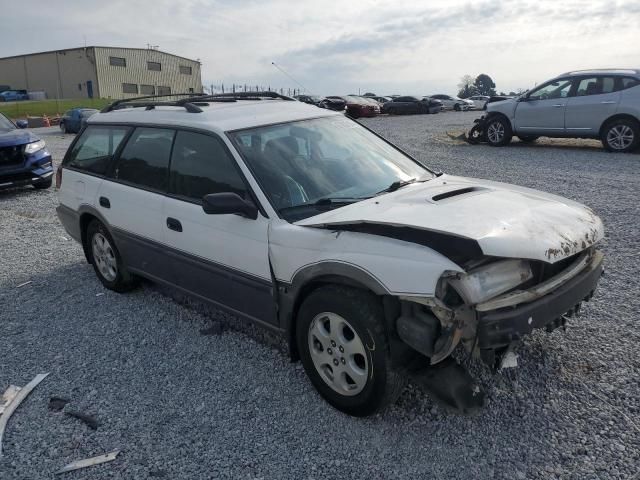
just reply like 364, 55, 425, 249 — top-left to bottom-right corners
56, 204, 82, 242
476, 251, 604, 350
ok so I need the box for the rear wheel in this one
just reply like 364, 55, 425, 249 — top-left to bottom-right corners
296, 286, 406, 416
86, 219, 137, 292
601, 118, 639, 152
517, 135, 539, 143
485, 116, 513, 147
454, 103, 461, 111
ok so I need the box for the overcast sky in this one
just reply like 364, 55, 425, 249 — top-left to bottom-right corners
2, 0, 639, 96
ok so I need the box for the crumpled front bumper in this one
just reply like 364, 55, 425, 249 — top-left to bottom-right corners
476, 250, 604, 355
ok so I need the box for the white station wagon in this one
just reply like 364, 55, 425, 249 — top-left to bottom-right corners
56, 93, 604, 416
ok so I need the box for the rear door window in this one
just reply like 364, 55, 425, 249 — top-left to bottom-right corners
65, 125, 129, 175
575, 76, 616, 96
113, 127, 175, 191
169, 131, 248, 202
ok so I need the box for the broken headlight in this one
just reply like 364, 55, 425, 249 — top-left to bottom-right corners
447, 259, 533, 305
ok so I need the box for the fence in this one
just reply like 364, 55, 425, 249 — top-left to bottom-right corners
205, 83, 304, 97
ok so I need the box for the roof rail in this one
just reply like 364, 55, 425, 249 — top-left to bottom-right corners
100, 91, 295, 114
101, 93, 206, 113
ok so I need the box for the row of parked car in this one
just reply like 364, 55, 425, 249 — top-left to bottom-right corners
294, 93, 489, 118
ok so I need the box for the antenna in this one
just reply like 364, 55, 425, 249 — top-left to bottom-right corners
271, 62, 310, 94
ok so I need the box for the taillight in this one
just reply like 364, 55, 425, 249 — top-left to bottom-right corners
55, 166, 63, 188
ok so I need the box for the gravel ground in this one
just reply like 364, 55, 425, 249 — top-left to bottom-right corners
1, 115, 638, 479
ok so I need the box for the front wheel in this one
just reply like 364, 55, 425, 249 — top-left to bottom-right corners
60, 122, 68, 134
296, 286, 406, 416
485, 116, 513, 146
86, 219, 138, 292
601, 119, 640, 152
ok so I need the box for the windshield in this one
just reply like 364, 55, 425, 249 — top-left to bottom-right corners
230, 116, 432, 221
0, 113, 15, 131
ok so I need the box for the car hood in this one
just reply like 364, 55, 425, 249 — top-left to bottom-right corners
295, 175, 604, 264
0, 129, 39, 147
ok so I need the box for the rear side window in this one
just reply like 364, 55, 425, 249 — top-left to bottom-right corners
620, 77, 640, 90
114, 128, 175, 191
169, 131, 248, 202
65, 126, 129, 175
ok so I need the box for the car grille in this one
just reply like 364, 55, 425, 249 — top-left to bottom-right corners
0, 145, 25, 169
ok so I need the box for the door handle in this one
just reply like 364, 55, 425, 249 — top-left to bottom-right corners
600, 101, 616, 104
166, 217, 183, 232
552, 104, 565, 107
99, 196, 110, 208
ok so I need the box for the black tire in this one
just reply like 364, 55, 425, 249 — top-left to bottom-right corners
32, 177, 52, 189
296, 285, 406, 416
600, 118, 640, 153
60, 122, 68, 134
517, 135, 539, 143
467, 124, 486, 144
454, 103, 461, 111
485, 115, 513, 147
86, 219, 138, 292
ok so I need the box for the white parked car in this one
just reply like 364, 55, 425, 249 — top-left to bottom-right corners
468, 95, 490, 110
430, 94, 473, 111
56, 92, 604, 416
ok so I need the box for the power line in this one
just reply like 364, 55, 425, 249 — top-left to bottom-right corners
271, 62, 309, 94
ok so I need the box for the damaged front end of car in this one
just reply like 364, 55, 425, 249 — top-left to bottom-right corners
392, 246, 603, 411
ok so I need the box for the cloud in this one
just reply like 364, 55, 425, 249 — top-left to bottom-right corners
1, 0, 639, 95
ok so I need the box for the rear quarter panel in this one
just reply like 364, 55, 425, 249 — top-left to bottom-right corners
617, 84, 640, 119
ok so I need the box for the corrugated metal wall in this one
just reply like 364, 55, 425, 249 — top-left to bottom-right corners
0, 47, 202, 100
0, 48, 98, 99
94, 47, 202, 99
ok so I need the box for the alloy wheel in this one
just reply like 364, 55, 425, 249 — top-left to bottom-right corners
91, 232, 117, 282
606, 125, 634, 150
308, 312, 368, 396
487, 121, 505, 143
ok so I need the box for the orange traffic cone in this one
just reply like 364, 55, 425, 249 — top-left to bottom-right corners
43, 115, 50, 127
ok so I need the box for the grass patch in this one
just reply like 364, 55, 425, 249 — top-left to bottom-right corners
0, 98, 112, 119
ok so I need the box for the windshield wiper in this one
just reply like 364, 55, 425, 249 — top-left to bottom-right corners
376, 178, 417, 195
279, 197, 369, 214
313, 197, 369, 206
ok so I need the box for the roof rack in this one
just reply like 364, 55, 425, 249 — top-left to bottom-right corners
101, 91, 295, 113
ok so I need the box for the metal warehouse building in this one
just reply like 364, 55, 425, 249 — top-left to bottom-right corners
0, 46, 202, 99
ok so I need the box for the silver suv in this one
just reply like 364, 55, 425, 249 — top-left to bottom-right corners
479, 69, 640, 152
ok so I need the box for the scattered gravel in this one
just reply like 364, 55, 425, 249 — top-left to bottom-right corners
1, 117, 638, 479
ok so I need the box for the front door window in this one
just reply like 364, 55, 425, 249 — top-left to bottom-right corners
528, 79, 573, 100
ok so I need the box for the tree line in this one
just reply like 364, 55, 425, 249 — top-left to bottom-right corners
457, 74, 525, 98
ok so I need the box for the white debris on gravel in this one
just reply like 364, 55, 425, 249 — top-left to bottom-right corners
0, 120, 638, 479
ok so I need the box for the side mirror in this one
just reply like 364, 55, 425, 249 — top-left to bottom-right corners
202, 192, 258, 219
16, 119, 28, 129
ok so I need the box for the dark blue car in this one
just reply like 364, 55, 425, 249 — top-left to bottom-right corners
0, 113, 53, 190
59, 108, 99, 134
